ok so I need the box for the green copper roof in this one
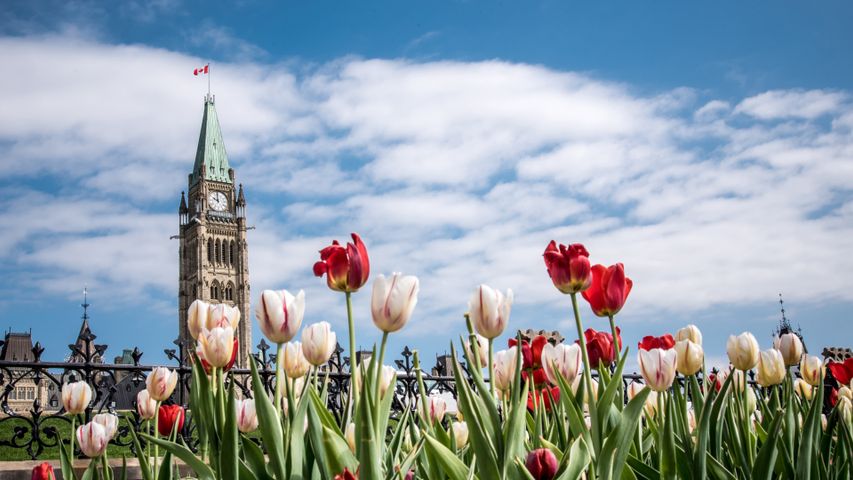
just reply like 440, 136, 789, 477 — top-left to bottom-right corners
191, 95, 232, 186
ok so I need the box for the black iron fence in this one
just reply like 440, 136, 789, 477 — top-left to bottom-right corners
0, 332, 462, 460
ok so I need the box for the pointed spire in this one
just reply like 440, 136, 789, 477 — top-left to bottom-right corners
78, 286, 93, 340
237, 183, 246, 206
179, 191, 188, 213
190, 95, 232, 186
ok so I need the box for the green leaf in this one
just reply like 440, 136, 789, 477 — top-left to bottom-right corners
750, 411, 783, 480
242, 438, 274, 480
357, 366, 382, 480
158, 451, 174, 480
706, 452, 737, 480
598, 386, 651, 480
554, 436, 591, 480
660, 393, 677, 480
120, 455, 127, 480
321, 425, 359, 478
626, 454, 660, 480
60, 437, 76, 480
423, 433, 477, 480
451, 348, 500, 479
80, 458, 99, 480
220, 379, 239, 480
128, 422, 152, 480
141, 435, 217, 480
795, 374, 824, 480
502, 378, 530, 478
249, 358, 287, 480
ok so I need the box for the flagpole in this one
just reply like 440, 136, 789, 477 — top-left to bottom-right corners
207, 63, 211, 96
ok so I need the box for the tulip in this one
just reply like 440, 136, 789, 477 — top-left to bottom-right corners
187, 299, 210, 340
540, 342, 582, 386
794, 378, 814, 400
378, 365, 397, 397
92, 413, 118, 440
196, 338, 239, 374
61, 381, 92, 415
821, 414, 828, 431
468, 284, 513, 339
638, 334, 676, 351
371, 273, 419, 333
136, 390, 158, 420
146, 367, 178, 402
581, 263, 633, 317
828, 358, 853, 387
76, 421, 109, 457
674, 339, 704, 376
756, 349, 786, 387
256, 289, 305, 344
464, 334, 489, 370
838, 397, 852, 424
583, 378, 600, 405
727, 332, 760, 371
838, 386, 853, 402
493, 347, 518, 392
578, 328, 620, 369
423, 396, 447, 424
745, 387, 757, 412
527, 386, 561, 411
773, 333, 803, 367
207, 303, 241, 331
282, 341, 311, 379
627, 382, 658, 418
158, 404, 185, 436
236, 398, 258, 433
452, 421, 469, 449
525, 448, 559, 480
31, 462, 54, 480
345, 422, 356, 453
638, 348, 678, 392
675, 324, 703, 345
198, 326, 236, 368
301, 322, 337, 366
334, 468, 359, 480
313, 233, 370, 293
801, 355, 825, 387
543, 241, 592, 294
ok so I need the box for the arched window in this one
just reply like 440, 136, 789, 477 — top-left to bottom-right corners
230, 241, 236, 267
215, 239, 221, 264
225, 240, 231, 266
225, 283, 234, 301
207, 238, 213, 263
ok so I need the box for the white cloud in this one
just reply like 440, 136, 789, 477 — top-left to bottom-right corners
734, 89, 848, 120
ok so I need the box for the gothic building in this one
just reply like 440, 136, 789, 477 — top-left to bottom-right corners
178, 94, 252, 367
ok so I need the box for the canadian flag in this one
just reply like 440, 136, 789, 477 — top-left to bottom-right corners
193, 65, 209, 76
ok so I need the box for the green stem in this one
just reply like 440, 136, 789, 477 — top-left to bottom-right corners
608, 313, 623, 409
153, 401, 160, 480
570, 292, 600, 469
376, 331, 389, 399
70, 415, 76, 461
488, 339, 495, 399
345, 291, 357, 423
274, 342, 284, 411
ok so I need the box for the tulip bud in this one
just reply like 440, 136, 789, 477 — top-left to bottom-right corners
525, 448, 559, 480
582, 378, 600, 405
452, 421, 469, 449
638, 348, 678, 392
136, 390, 158, 420
756, 349, 786, 387
76, 422, 109, 457
675, 324, 703, 346
687, 408, 696, 433
187, 299, 210, 340
313, 233, 370, 293
157, 404, 185, 436
422, 396, 446, 424
794, 378, 813, 400
282, 341, 311, 379
198, 326, 236, 368
726, 332, 759, 371
464, 334, 489, 370
236, 398, 258, 433
345, 422, 356, 453
581, 263, 633, 317
61, 381, 92, 415
674, 339, 704, 376
543, 241, 592, 294
541, 342, 582, 386
146, 367, 178, 402
371, 273, 419, 333
378, 365, 397, 398
92, 413, 118, 440
468, 285, 513, 339
31, 462, 54, 480
745, 387, 757, 412
301, 322, 337, 366
800, 355, 824, 387
493, 347, 518, 392
838, 397, 852, 424
773, 333, 803, 366
256, 289, 305, 344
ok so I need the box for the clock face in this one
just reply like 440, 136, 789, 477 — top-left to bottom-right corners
208, 192, 227, 211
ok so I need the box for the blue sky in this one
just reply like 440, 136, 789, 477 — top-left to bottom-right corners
0, 0, 852, 372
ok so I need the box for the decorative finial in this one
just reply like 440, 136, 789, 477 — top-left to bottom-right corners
81, 285, 90, 321
779, 293, 787, 324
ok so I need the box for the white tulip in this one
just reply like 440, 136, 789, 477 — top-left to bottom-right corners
76, 421, 109, 457
464, 334, 489, 370
468, 285, 513, 339
256, 289, 305, 344
371, 273, 419, 333
92, 413, 118, 440
675, 324, 703, 346
282, 341, 311, 379
146, 367, 178, 402
756, 349, 786, 387
198, 326, 236, 368
727, 332, 759, 371
675, 339, 704, 376
136, 390, 158, 420
61, 381, 92, 415
541, 342, 582, 386
800, 355, 824, 387
187, 299, 211, 340
346, 422, 356, 453
301, 322, 337, 366
638, 348, 678, 392
493, 347, 518, 392
773, 333, 803, 366
236, 398, 258, 433
453, 421, 469, 449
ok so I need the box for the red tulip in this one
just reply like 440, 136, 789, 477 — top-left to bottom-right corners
829, 387, 838, 407
313, 233, 370, 293
828, 358, 853, 386
578, 328, 620, 369
582, 263, 633, 317
543, 241, 592, 294
196, 338, 239, 375
638, 334, 675, 351
31, 462, 54, 480
157, 404, 185, 436
333, 468, 359, 480
525, 448, 559, 480
509, 335, 548, 370
527, 386, 561, 412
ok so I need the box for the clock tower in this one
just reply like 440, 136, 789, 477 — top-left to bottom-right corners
178, 93, 251, 367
